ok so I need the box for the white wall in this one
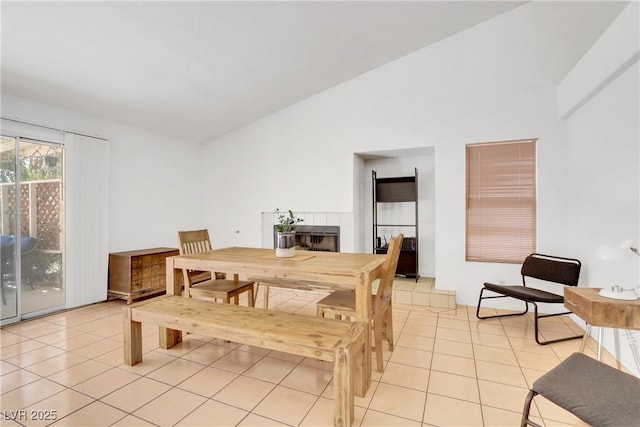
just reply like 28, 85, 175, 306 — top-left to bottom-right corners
561, 2, 639, 375
2, 94, 203, 308
201, 3, 575, 305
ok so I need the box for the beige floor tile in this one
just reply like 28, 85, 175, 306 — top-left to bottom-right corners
430, 352, 476, 378
423, 393, 483, 426
482, 405, 529, 426
72, 337, 122, 359
369, 383, 426, 422
427, 370, 480, 403
0, 331, 29, 348
4, 344, 66, 368
477, 379, 530, 413
23, 351, 87, 377
72, 367, 140, 398
469, 320, 507, 336
266, 349, 306, 364
178, 366, 239, 398
243, 355, 298, 384
253, 385, 318, 425
23, 388, 93, 427
53, 401, 129, 427
146, 357, 206, 386
300, 395, 367, 427
361, 409, 421, 426
433, 339, 474, 358
180, 342, 232, 365
400, 321, 437, 338
475, 359, 527, 388
437, 317, 470, 331
211, 349, 265, 374
154, 336, 207, 357
405, 311, 438, 325
237, 413, 287, 426
0, 369, 41, 394
1, 340, 47, 360
117, 349, 176, 376
388, 346, 432, 369
322, 378, 380, 408
435, 327, 472, 343
280, 363, 333, 395
213, 375, 276, 411
71, 318, 120, 335
0, 359, 20, 375
93, 347, 125, 366
300, 357, 334, 372
395, 333, 434, 352
380, 362, 429, 391
236, 344, 273, 356
111, 414, 156, 426
15, 322, 67, 339
0, 378, 66, 411
533, 394, 587, 425
471, 331, 512, 348
100, 377, 172, 413
133, 387, 207, 426
3, 319, 51, 334
300, 396, 336, 427
47, 359, 112, 387
515, 350, 561, 371
51, 333, 106, 352
178, 398, 248, 426
473, 344, 518, 366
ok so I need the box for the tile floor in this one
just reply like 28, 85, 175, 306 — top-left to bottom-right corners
0, 286, 616, 427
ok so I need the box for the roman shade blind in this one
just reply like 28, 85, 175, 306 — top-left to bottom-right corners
466, 139, 537, 263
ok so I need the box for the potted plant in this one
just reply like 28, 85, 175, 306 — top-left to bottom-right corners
274, 209, 303, 257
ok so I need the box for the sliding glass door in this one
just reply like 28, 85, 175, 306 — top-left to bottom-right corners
1, 135, 65, 322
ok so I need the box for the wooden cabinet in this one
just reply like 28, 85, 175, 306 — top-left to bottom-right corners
108, 247, 179, 303
373, 169, 419, 280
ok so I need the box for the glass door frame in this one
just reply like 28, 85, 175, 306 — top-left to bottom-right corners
1, 134, 66, 325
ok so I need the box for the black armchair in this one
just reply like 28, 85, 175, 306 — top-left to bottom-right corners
476, 253, 583, 345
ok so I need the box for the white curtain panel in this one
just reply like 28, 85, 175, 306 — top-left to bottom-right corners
64, 132, 109, 307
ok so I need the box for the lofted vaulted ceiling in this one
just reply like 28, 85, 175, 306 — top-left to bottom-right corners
0, 1, 629, 143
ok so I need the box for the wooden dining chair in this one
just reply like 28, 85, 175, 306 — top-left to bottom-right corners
316, 234, 403, 372
177, 229, 255, 305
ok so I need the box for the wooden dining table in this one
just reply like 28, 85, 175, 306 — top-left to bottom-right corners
165, 246, 386, 395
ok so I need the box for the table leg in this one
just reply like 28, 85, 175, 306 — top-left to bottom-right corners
614, 330, 622, 369
579, 323, 591, 353
597, 327, 603, 361
623, 329, 640, 374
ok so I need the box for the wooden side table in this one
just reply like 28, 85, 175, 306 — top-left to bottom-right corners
564, 287, 640, 372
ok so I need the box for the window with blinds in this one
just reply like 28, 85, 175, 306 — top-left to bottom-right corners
466, 139, 537, 264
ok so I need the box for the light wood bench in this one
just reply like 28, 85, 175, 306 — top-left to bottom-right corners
123, 295, 365, 427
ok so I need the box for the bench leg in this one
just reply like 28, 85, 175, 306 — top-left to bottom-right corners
333, 345, 354, 427
159, 327, 182, 349
263, 283, 270, 309
123, 308, 142, 366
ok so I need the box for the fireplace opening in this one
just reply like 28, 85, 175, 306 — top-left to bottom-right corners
273, 225, 340, 252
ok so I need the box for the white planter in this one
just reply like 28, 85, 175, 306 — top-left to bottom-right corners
275, 231, 296, 258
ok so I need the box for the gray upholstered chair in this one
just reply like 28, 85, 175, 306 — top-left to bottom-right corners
521, 352, 640, 427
